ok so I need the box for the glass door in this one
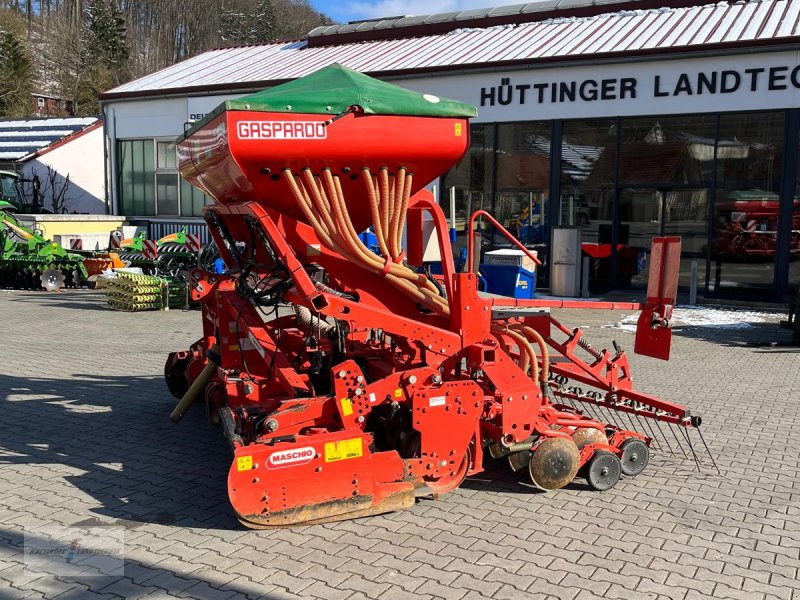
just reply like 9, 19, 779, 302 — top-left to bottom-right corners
619, 187, 710, 290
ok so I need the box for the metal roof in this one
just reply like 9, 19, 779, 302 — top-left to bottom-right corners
307, 0, 635, 37
103, 0, 800, 100
0, 117, 99, 161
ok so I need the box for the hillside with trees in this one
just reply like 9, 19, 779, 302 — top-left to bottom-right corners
0, 0, 332, 117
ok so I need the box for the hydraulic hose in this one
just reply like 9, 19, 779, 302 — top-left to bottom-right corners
284, 167, 449, 316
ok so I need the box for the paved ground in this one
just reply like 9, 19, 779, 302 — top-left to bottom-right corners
0, 289, 798, 600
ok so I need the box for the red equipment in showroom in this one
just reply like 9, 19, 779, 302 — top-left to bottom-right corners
165, 65, 712, 528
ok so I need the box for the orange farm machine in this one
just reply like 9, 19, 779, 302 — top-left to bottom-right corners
165, 65, 713, 528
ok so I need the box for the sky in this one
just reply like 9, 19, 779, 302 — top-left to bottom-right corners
311, 0, 524, 25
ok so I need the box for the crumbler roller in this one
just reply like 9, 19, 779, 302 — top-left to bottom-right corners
165, 64, 714, 528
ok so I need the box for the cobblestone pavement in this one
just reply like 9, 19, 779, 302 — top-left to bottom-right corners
0, 289, 798, 600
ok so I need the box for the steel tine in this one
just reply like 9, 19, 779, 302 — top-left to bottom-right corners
680, 426, 702, 472
668, 420, 690, 459
654, 420, 676, 456
696, 428, 720, 475
578, 397, 600, 422
632, 412, 651, 440
623, 408, 642, 435
640, 413, 664, 452
596, 400, 617, 428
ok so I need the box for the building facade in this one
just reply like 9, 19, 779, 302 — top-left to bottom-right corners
100, 0, 800, 301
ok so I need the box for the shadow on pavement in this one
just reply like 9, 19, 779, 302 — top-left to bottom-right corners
0, 527, 278, 599
670, 322, 797, 348
0, 370, 237, 531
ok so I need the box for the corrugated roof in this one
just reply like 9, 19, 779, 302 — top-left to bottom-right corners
0, 117, 99, 161
103, 0, 800, 99
307, 0, 631, 37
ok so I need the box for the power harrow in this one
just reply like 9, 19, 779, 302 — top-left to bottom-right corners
165, 65, 714, 528
0, 211, 87, 290
117, 228, 200, 276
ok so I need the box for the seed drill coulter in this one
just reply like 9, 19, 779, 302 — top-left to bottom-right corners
166, 65, 712, 528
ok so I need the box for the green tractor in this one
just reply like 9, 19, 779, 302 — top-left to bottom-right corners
0, 211, 87, 290
0, 170, 47, 215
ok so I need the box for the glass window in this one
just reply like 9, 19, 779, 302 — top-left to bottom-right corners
495, 121, 550, 247
117, 139, 155, 216
156, 173, 179, 215
561, 119, 617, 291
118, 139, 211, 217
791, 136, 800, 289
155, 140, 180, 215
441, 124, 495, 255
619, 115, 717, 185
157, 141, 178, 169
180, 178, 212, 217
710, 111, 785, 295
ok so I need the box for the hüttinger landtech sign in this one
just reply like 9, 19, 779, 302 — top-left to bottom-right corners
399, 49, 800, 121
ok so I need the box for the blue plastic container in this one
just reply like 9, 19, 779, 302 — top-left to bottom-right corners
479, 263, 536, 299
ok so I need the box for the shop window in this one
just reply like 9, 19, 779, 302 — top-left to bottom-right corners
560, 119, 617, 291
788, 128, 800, 290
615, 115, 716, 292
495, 122, 550, 247
619, 115, 716, 186
441, 124, 495, 253
710, 111, 785, 295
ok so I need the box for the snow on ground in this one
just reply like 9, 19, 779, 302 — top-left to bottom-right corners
604, 305, 782, 333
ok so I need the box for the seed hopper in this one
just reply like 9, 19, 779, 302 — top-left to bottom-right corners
166, 65, 713, 528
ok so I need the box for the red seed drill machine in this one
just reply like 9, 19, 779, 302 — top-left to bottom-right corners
166, 65, 713, 528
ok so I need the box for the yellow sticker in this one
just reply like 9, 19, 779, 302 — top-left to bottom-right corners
394, 388, 402, 398
229, 344, 240, 351
340, 398, 353, 417
236, 456, 253, 471
324, 438, 363, 462
455, 123, 463, 136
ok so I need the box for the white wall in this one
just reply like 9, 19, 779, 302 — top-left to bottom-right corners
20, 126, 106, 214
110, 94, 244, 139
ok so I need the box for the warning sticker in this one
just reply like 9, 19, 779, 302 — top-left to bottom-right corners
394, 388, 402, 398
340, 398, 353, 417
236, 456, 253, 471
324, 438, 363, 462
455, 123, 463, 136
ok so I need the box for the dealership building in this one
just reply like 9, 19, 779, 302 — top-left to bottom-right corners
100, 0, 800, 301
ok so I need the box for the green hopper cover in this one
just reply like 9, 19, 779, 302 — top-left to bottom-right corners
181, 64, 477, 140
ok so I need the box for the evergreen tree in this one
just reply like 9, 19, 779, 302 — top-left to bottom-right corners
219, 0, 277, 46
0, 27, 32, 117
74, 0, 128, 114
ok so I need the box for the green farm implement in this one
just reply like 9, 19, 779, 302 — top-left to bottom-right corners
0, 212, 87, 290
117, 228, 200, 276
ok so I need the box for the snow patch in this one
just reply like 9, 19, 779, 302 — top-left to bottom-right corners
604, 305, 780, 333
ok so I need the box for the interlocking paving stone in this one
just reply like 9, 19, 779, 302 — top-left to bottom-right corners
1, 290, 798, 599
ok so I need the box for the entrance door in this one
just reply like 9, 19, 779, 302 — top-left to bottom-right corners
618, 187, 710, 290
